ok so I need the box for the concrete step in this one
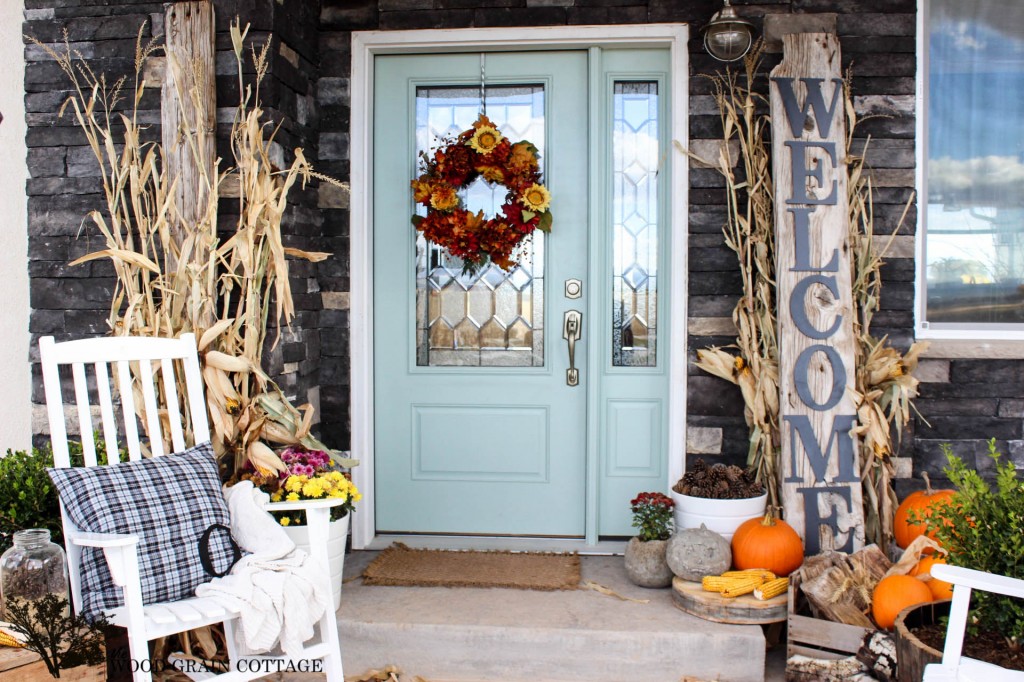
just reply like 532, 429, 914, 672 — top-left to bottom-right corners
338, 551, 767, 682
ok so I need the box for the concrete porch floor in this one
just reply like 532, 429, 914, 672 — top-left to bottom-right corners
321, 550, 786, 682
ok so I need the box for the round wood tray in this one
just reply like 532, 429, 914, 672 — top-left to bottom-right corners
671, 576, 788, 625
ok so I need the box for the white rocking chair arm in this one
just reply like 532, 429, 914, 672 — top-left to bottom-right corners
69, 531, 141, 549
931, 564, 1024, 600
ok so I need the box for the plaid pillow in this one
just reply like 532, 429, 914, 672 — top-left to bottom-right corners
48, 442, 237, 619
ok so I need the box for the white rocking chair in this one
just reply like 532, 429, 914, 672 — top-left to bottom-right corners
922, 563, 1024, 682
39, 334, 344, 682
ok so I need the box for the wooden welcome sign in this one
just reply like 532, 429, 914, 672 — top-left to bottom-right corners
771, 33, 865, 554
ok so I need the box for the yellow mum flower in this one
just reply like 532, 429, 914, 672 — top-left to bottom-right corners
286, 492, 300, 502
520, 183, 551, 212
430, 185, 459, 211
280, 517, 291, 526
271, 491, 283, 502
469, 125, 503, 154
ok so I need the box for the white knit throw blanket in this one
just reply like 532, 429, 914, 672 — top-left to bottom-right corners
195, 481, 330, 656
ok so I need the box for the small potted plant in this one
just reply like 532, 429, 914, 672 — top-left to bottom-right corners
236, 446, 360, 610
624, 492, 675, 588
671, 459, 767, 541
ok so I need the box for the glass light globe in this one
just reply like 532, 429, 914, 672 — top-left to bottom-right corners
703, 2, 755, 63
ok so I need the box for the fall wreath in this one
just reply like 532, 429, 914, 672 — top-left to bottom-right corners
411, 114, 552, 275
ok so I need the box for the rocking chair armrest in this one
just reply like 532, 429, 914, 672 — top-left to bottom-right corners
265, 498, 347, 513
931, 564, 1024, 600
69, 531, 141, 549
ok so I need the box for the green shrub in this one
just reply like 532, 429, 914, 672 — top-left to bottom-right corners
0, 441, 108, 553
926, 439, 1024, 646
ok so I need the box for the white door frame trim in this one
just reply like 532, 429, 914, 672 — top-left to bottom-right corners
349, 24, 690, 550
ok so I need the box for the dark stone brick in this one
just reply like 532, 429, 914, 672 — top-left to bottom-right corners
879, 258, 914, 283
31, 277, 116, 310
687, 375, 745, 417
914, 398, 999, 418
951, 360, 1024, 384
566, 6, 648, 23
837, 13, 916, 37
689, 295, 737, 317
27, 147, 65, 177
915, 417, 1021, 442
29, 310, 64, 334
379, 9, 473, 29
689, 246, 738, 272
473, 6, 567, 25
689, 271, 743, 296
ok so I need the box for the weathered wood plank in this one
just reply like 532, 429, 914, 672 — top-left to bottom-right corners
672, 577, 788, 625
161, 0, 215, 256
771, 33, 865, 554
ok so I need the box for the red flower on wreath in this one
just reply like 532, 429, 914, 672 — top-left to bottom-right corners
411, 114, 552, 275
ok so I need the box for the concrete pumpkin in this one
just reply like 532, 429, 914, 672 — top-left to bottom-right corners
730, 512, 804, 577
666, 523, 731, 581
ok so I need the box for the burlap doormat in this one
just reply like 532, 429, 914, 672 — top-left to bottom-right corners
361, 542, 581, 591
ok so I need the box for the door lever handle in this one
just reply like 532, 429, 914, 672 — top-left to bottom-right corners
563, 310, 582, 387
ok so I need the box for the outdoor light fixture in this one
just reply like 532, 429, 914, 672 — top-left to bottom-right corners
703, 0, 756, 63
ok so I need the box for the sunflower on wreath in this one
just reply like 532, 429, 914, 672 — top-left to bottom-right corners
411, 114, 552, 276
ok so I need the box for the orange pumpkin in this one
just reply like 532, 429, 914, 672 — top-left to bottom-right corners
911, 555, 954, 600
731, 511, 804, 577
893, 473, 955, 549
872, 574, 934, 629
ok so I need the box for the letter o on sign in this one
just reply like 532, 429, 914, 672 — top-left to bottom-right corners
794, 344, 846, 411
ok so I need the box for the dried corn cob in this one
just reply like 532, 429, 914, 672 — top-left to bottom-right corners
0, 628, 24, 648
722, 569, 776, 581
753, 577, 789, 600
720, 576, 763, 598
702, 575, 745, 592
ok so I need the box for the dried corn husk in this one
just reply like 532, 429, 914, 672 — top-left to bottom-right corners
35, 22, 358, 477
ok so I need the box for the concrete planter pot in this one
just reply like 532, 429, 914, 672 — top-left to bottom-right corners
671, 491, 768, 541
624, 537, 673, 588
282, 513, 350, 611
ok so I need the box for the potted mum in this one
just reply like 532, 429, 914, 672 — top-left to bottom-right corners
624, 492, 674, 588
237, 446, 360, 610
671, 459, 767, 541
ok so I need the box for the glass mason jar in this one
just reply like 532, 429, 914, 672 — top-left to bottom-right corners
0, 528, 69, 619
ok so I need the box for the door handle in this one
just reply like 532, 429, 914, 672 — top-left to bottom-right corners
563, 310, 582, 387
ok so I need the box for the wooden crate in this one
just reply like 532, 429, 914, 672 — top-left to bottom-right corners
0, 647, 104, 681
786, 570, 875, 662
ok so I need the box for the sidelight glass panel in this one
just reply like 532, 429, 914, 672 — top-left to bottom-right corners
415, 85, 546, 367
612, 82, 659, 367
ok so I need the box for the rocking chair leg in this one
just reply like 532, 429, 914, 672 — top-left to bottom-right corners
222, 618, 242, 674
320, 609, 344, 682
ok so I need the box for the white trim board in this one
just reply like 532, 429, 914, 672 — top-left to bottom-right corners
349, 24, 690, 550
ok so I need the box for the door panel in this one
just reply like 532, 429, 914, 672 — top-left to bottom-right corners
373, 52, 589, 536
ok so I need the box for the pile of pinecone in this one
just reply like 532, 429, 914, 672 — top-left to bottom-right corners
673, 459, 764, 499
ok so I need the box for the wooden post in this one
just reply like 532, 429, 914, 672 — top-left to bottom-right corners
162, 0, 216, 254
770, 33, 865, 555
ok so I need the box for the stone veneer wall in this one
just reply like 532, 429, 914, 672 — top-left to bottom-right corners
24, 0, 1024, 492
23, 0, 328, 445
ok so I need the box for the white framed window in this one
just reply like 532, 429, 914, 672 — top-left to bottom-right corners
917, 0, 1024, 339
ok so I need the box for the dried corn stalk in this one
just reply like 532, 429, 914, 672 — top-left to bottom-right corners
681, 46, 781, 509
680, 46, 926, 549
36, 21, 357, 477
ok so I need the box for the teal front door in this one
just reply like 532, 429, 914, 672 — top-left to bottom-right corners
373, 48, 671, 538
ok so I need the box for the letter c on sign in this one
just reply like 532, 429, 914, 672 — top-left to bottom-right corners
790, 275, 843, 340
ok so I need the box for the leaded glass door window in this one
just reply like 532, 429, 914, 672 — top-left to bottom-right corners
415, 86, 545, 367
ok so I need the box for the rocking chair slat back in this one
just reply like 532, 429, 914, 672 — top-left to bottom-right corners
39, 334, 206, 465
